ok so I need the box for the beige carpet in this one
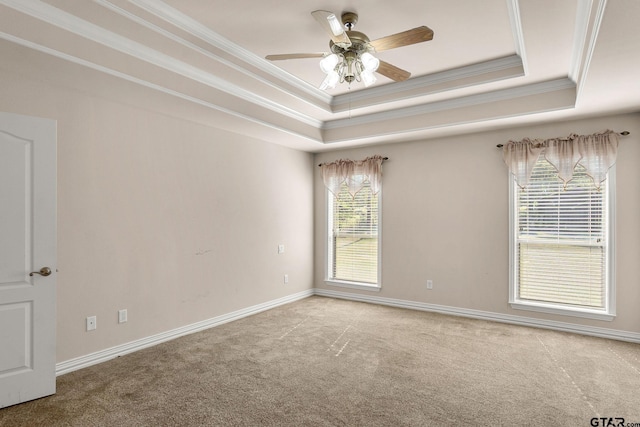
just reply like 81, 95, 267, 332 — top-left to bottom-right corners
1, 296, 639, 426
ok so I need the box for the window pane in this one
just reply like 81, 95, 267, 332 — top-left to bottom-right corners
515, 159, 608, 311
518, 243, 604, 307
328, 182, 379, 284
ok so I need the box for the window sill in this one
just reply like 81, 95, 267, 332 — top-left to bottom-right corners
324, 280, 381, 292
510, 301, 615, 321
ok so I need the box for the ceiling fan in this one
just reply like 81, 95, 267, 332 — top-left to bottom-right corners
265, 10, 434, 90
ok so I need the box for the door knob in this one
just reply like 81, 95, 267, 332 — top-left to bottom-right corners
30, 267, 52, 277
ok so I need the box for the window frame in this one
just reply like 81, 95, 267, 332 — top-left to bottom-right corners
324, 183, 382, 292
508, 163, 616, 321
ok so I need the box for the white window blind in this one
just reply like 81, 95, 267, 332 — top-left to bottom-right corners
515, 159, 609, 310
328, 180, 379, 284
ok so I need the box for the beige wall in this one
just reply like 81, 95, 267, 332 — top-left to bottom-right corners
2, 40, 638, 366
0, 43, 314, 363
315, 113, 640, 334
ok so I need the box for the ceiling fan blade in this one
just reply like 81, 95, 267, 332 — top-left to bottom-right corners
376, 60, 411, 82
370, 26, 434, 52
266, 53, 326, 61
311, 10, 351, 47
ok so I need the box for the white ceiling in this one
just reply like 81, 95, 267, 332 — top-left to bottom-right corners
0, 0, 639, 152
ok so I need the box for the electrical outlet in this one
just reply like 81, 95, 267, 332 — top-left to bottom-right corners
278, 244, 285, 254
426, 280, 433, 290
118, 309, 127, 324
86, 316, 97, 331
284, 274, 289, 284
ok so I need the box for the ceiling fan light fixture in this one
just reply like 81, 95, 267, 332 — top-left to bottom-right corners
319, 70, 340, 90
318, 50, 380, 89
360, 52, 380, 72
319, 53, 340, 73
361, 69, 377, 87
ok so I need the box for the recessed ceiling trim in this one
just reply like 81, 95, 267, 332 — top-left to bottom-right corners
506, 0, 528, 75
321, 92, 577, 146
0, 31, 324, 146
128, 0, 331, 104
323, 78, 576, 130
569, 0, 595, 83
572, 0, 608, 100
94, 0, 332, 115
330, 54, 524, 111
0, 0, 323, 128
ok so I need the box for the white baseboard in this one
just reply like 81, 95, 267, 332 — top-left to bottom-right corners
57, 287, 639, 376
313, 288, 640, 344
55, 289, 314, 376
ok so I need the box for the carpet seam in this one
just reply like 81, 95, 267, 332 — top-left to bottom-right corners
607, 346, 640, 376
279, 316, 309, 340
536, 335, 600, 418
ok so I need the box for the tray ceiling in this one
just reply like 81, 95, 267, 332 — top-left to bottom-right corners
0, 0, 638, 151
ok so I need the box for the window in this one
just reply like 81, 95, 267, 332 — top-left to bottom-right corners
327, 180, 380, 288
509, 157, 615, 320
320, 155, 384, 290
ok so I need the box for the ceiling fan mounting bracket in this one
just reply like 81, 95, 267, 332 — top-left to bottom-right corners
341, 12, 358, 30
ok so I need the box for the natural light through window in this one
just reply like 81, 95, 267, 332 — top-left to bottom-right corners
509, 158, 615, 320
327, 180, 380, 288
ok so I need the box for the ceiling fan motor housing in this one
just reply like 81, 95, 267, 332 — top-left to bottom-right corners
329, 30, 371, 53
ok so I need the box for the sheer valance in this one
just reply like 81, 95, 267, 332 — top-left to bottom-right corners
502, 130, 619, 189
320, 155, 384, 197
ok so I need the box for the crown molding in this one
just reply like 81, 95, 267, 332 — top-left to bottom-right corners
323, 78, 576, 130
94, 0, 330, 115
330, 55, 524, 112
127, 0, 331, 105
124, 0, 531, 121
2, 22, 573, 148
572, 0, 608, 100
506, 0, 528, 75
0, 31, 324, 146
0, 0, 595, 149
0, 0, 324, 128
569, 0, 594, 83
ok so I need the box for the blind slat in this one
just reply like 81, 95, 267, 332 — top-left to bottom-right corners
329, 181, 379, 284
515, 160, 608, 310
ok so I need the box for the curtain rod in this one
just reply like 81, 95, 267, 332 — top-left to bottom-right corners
318, 157, 389, 167
495, 130, 630, 148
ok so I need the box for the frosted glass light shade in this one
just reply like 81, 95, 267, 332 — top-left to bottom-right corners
360, 52, 380, 72
319, 70, 340, 90
361, 70, 377, 87
319, 54, 340, 73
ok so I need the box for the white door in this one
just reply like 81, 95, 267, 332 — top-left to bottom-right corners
0, 112, 56, 408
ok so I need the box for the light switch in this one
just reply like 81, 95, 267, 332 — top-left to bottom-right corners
278, 244, 285, 254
